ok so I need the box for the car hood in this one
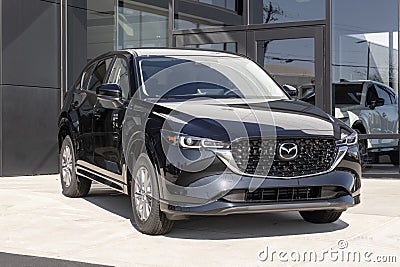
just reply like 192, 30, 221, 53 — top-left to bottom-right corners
149, 98, 339, 141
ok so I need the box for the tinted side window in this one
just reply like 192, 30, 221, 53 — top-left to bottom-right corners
87, 58, 113, 91
334, 84, 363, 105
378, 85, 396, 104
77, 63, 96, 90
376, 86, 392, 105
365, 85, 379, 106
108, 57, 130, 99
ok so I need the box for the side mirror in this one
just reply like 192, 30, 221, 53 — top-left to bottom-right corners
96, 84, 122, 99
282, 85, 299, 98
368, 97, 385, 110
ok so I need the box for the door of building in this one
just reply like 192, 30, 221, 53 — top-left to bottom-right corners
247, 26, 326, 109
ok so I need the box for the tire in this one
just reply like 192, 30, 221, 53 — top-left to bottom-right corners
389, 151, 399, 165
60, 136, 91, 198
354, 128, 369, 168
299, 210, 342, 224
131, 153, 174, 235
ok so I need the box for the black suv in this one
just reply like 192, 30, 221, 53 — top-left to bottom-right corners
58, 49, 361, 235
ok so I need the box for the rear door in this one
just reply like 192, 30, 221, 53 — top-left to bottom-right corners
75, 57, 114, 164
92, 54, 132, 182
71, 62, 97, 164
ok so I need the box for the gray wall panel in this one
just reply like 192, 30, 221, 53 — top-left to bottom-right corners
1, 85, 60, 176
1, 0, 61, 176
2, 0, 60, 88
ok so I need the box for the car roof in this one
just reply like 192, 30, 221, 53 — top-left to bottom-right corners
124, 47, 243, 58
87, 48, 245, 70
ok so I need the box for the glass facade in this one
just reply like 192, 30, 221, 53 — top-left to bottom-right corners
62, 0, 400, 176
66, 0, 115, 87
332, 0, 399, 171
66, 0, 170, 88
118, 1, 169, 48
174, 0, 243, 30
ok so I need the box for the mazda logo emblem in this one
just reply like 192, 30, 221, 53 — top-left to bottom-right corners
278, 143, 298, 160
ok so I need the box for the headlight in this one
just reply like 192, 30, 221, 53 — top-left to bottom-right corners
337, 130, 358, 146
161, 130, 230, 149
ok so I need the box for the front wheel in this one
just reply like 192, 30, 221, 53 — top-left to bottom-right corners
131, 154, 174, 235
299, 210, 342, 224
59, 136, 91, 198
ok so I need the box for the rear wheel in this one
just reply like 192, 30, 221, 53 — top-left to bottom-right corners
60, 136, 91, 198
131, 154, 174, 235
299, 210, 342, 224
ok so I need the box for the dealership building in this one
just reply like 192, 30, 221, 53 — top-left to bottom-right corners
0, 0, 399, 177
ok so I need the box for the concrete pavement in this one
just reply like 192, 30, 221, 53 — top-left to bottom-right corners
0, 175, 399, 266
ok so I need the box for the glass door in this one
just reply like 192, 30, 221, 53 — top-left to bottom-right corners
248, 26, 326, 109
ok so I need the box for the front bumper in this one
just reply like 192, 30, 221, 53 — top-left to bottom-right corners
164, 196, 356, 219
160, 169, 361, 219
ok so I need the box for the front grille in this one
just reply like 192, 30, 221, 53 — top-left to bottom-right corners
231, 137, 337, 177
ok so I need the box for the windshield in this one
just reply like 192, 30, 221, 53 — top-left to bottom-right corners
137, 55, 288, 100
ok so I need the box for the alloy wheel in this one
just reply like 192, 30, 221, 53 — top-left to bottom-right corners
61, 145, 73, 187
134, 166, 153, 221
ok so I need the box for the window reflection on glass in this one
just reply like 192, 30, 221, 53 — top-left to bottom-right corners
256, 38, 315, 101
174, 18, 218, 30
185, 43, 237, 53
118, 1, 168, 48
360, 139, 399, 174
174, 0, 242, 30
332, 0, 399, 173
87, 1, 115, 59
67, 0, 115, 87
249, 0, 325, 25
187, 0, 237, 11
